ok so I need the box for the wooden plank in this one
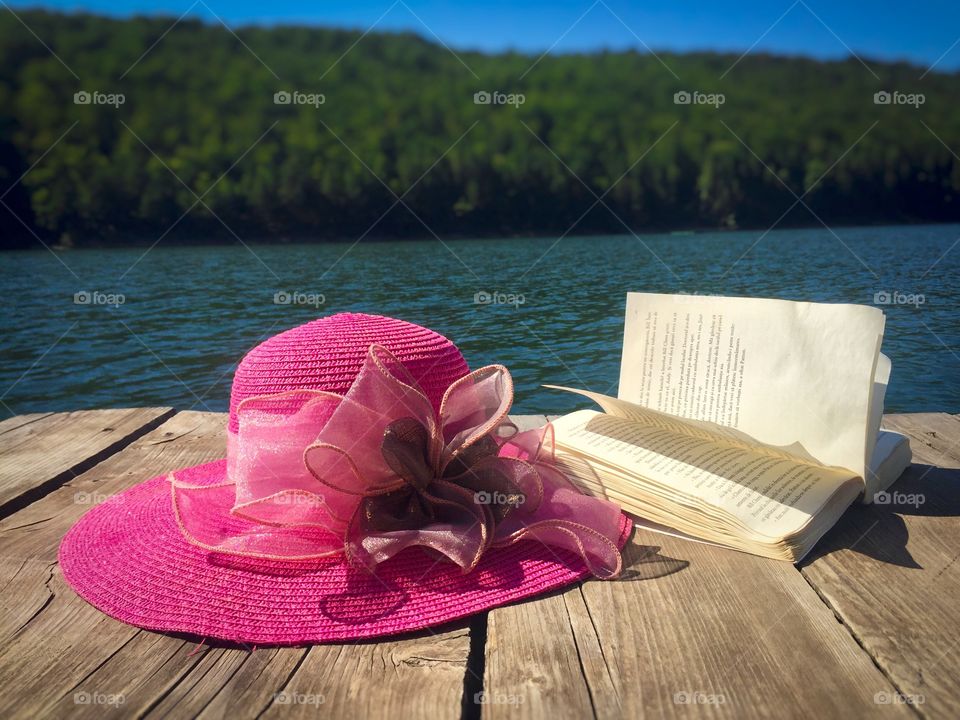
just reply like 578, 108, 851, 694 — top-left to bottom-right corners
483, 416, 913, 719
800, 412, 960, 717
164, 646, 308, 719
0, 410, 230, 718
0, 410, 471, 720
881, 412, 960, 467
0, 407, 175, 517
486, 530, 913, 719
3, 409, 953, 718
0, 412, 53, 436
256, 627, 473, 720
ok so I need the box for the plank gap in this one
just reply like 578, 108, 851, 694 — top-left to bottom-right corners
136, 644, 211, 719
797, 569, 925, 718
0, 412, 54, 437
0, 407, 177, 519
461, 613, 488, 720
254, 647, 311, 719
561, 592, 599, 720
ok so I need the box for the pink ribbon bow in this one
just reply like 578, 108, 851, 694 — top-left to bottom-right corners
171, 345, 625, 578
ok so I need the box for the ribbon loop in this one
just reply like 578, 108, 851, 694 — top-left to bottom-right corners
170, 344, 627, 578
380, 418, 434, 491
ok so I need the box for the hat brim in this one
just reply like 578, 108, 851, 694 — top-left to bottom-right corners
59, 459, 633, 645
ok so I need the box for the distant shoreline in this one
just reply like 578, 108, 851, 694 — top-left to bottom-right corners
8, 219, 957, 252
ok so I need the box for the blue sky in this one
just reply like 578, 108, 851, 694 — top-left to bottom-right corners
9, 0, 960, 70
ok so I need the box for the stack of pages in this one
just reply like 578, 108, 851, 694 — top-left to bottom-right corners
549, 293, 912, 562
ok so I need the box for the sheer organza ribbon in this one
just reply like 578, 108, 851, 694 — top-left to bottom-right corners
170, 345, 625, 578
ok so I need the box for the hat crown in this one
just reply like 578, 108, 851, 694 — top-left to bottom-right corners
228, 313, 469, 433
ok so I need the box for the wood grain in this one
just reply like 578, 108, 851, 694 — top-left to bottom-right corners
486, 529, 915, 719
0, 410, 230, 718
257, 627, 473, 720
0, 407, 174, 517
801, 413, 960, 718
0, 410, 472, 720
0, 409, 957, 719
483, 416, 914, 719
0, 412, 53, 436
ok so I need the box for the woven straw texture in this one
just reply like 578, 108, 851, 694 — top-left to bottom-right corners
60, 460, 632, 644
228, 312, 469, 432
59, 312, 632, 645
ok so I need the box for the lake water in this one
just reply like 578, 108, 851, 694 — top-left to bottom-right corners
1, 224, 958, 418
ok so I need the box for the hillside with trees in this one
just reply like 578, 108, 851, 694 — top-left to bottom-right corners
2, 10, 959, 247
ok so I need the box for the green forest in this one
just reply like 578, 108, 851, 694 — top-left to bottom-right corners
2, 10, 960, 248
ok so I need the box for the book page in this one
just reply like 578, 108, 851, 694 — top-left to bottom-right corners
552, 409, 858, 538
545, 384, 824, 466
618, 293, 885, 478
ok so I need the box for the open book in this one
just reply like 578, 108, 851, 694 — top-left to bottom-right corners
547, 293, 912, 562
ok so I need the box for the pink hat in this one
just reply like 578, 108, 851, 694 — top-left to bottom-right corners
60, 313, 631, 645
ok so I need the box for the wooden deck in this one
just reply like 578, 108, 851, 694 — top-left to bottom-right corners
0, 409, 957, 719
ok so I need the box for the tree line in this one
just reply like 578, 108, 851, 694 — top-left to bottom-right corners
2, 10, 959, 248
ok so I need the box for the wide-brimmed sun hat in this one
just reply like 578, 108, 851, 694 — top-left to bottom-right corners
60, 312, 631, 645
